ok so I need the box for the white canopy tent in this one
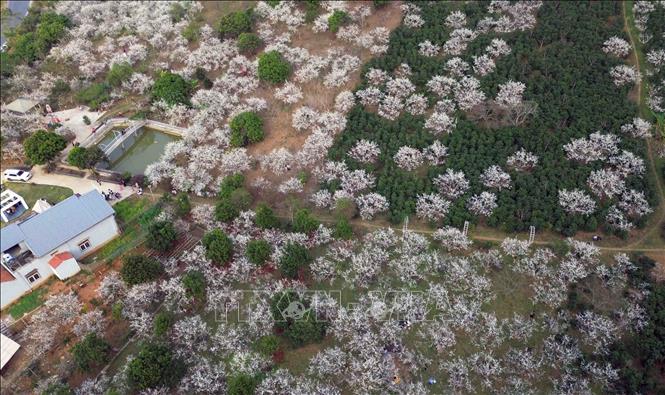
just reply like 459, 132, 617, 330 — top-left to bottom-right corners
0, 190, 28, 223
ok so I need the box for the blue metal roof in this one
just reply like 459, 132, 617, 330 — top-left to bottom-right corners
0, 190, 115, 257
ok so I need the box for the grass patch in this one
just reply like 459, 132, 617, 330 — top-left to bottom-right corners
113, 196, 152, 224
4, 182, 73, 209
8, 288, 46, 319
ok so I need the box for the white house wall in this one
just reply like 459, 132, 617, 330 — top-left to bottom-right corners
46, 216, 119, 260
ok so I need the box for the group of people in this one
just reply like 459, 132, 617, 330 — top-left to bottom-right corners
101, 188, 121, 201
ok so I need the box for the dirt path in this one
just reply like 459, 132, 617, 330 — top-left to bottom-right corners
621, 2, 665, 251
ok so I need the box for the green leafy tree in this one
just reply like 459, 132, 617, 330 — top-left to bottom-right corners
327, 10, 348, 33
292, 209, 319, 233
120, 255, 163, 285
229, 111, 264, 147
106, 62, 133, 87
202, 229, 234, 265
182, 21, 201, 42
76, 82, 110, 109
175, 192, 191, 217
67, 146, 105, 169
215, 199, 239, 222
227, 374, 260, 395
71, 333, 110, 371
67, 146, 89, 169
246, 239, 271, 266
34, 13, 71, 53
153, 311, 174, 337
237, 32, 262, 54
217, 9, 253, 38
257, 50, 291, 83
23, 130, 67, 165
278, 243, 310, 278
255, 203, 279, 229
334, 218, 353, 240
127, 343, 185, 391
151, 71, 191, 106
146, 220, 177, 252
182, 270, 206, 300
219, 173, 245, 198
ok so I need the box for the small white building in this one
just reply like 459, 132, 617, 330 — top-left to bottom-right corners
0, 189, 28, 223
5, 98, 40, 115
0, 191, 120, 309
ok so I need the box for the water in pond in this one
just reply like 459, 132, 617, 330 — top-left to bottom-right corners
109, 129, 179, 175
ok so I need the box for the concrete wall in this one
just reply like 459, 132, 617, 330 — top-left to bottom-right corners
105, 127, 144, 163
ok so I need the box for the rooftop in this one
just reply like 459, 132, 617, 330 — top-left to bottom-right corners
0, 190, 114, 257
5, 98, 39, 114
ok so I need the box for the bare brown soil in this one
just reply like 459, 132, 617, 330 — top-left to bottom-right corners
244, 2, 403, 195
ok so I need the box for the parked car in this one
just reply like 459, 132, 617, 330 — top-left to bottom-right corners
3, 169, 32, 182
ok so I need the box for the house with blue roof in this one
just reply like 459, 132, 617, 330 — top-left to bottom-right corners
1, 190, 119, 309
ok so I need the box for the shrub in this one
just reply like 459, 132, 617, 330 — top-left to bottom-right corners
292, 209, 319, 233
257, 50, 291, 84
153, 311, 174, 337
41, 382, 73, 395
254, 335, 279, 355
237, 32, 262, 54
175, 192, 191, 217
82, 115, 91, 125
219, 173, 245, 199
182, 21, 201, 42
120, 255, 163, 285
23, 130, 67, 165
127, 343, 185, 391
151, 71, 191, 106
230, 111, 264, 147
285, 312, 326, 346
106, 62, 133, 87
255, 203, 279, 229
202, 229, 234, 265
112, 302, 123, 320
146, 220, 177, 252
278, 243, 310, 278
215, 199, 239, 222
304, 0, 320, 23
169, 2, 187, 22
229, 188, 252, 211
246, 239, 271, 266
334, 218, 353, 240
227, 374, 260, 395
217, 9, 253, 38
182, 270, 206, 300
76, 82, 110, 110
327, 10, 348, 33
332, 197, 356, 219
51, 79, 70, 95
71, 333, 110, 371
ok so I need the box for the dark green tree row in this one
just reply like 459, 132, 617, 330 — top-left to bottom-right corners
329, 1, 656, 235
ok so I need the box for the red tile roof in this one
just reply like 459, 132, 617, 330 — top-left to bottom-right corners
1, 266, 15, 282
48, 251, 74, 269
